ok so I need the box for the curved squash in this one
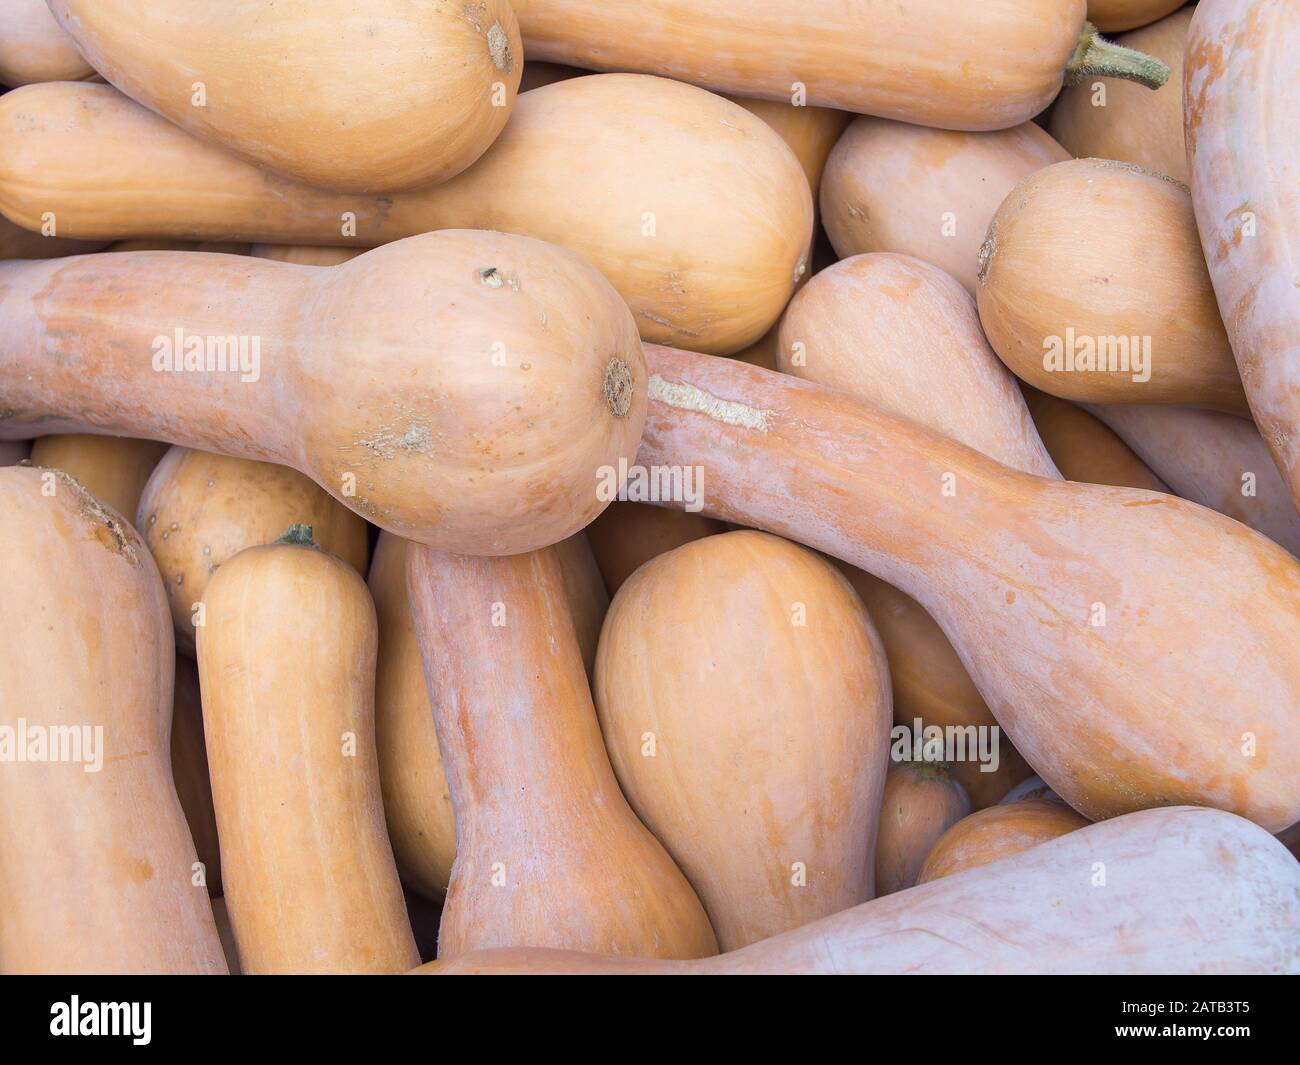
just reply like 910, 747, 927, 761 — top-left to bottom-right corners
417, 808, 1300, 974
0, 230, 646, 553
0, 466, 225, 974
136, 447, 370, 655
407, 542, 718, 959
196, 532, 418, 974
876, 762, 971, 896
1089, 405, 1300, 556
511, 0, 1169, 129
821, 120, 1068, 293
1, 213, 105, 260
48, 0, 521, 193
1051, 7, 1191, 183
594, 530, 892, 949
1023, 387, 1170, 491
29, 434, 167, 519
1087, 0, 1186, 34
977, 159, 1247, 414
551, 533, 609, 676
0, 0, 94, 86
639, 345, 1300, 830
917, 799, 1090, 883
584, 501, 726, 594
1186, 0, 1300, 515
0, 77, 811, 354
171, 655, 221, 898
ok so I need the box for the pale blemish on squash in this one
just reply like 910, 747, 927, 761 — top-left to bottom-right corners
603, 359, 635, 418
648, 374, 771, 432
487, 23, 513, 73
356, 424, 433, 460
45, 467, 140, 565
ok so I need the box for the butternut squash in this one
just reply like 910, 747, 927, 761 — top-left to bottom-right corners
821, 120, 1069, 293
917, 799, 1090, 884
407, 542, 718, 959
418, 808, 1300, 974
47, 0, 521, 193
1051, 7, 1192, 183
137, 447, 370, 655
594, 530, 892, 949
1, 212, 104, 259
0, 230, 646, 552
1088, 1, 1186, 34
0, 77, 812, 354
1186, 0, 1300, 515
638, 345, 1300, 830
1089, 405, 1300, 556
584, 501, 726, 594
196, 531, 418, 974
28, 434, 167, 519
1023, 387, 1170, 491
0, 0, 94, 86
551, 532, 610, 677
0, 465, 225, 974
170, 655, 221, 898
977, 159, 1248, 414
511, 0, 1171, 128
249, 245, 363, 267
876, 762, 971, 896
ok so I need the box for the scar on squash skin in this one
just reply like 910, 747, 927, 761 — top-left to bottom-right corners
603, 359, 635, 418
1092, 158, 1189, 193
487, 23, 513, 72
43, 467, 140, 565
976, 235, 995, 283
648, 374, 772, 431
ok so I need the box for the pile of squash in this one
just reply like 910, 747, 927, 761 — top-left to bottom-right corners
0, 0, 1297, 976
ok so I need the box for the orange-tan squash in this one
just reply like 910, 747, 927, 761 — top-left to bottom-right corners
1023, 387, 1170, 491
0, 213, 104, 259
638, 344, 1300, 830
594, 530, 892, 949
196, 530, 418, 974
407, 541, 718, 958
0, 465, 226, 974
917, 799, 1090, 883
584, 501, 726, 594
0, 0, 95, 86
28, 434, 168, 519
1088, 1, 1186, 34
976, 158, 1248, 414
106, 239, 250, 255
875, 762, 971, 896
170, 655, 221, 898
47, 0, 522, 193
136, 447, 370, 655
0, 77, 812, 354
0, 230, 646, 553
249, 245, 364, 267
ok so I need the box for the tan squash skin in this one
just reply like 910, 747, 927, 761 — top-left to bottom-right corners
416, 808, 1300, 974
638, 345, 1300, 830
47, 0, 521, 193
370, 530, 607, 901
1186, 0, 1300, 516
28, 434, 168, 519
0, 78, 812, 355
0, 0, 94, 86
778, 254, 1059, 478
821, 120, 1069, 293
1023, 387, 1170, 492
249, 245, 364, 267
136, 447, 370, 656
584, 501, 727, 594
977, 159, 1247, 414
197, 538, 418, 975
1089, 405, 1300, 556
917, 799, 1091, 884
595, 530, 892, 950
513, 0, 1087, 130
407, 543, 718, 959
0, 466, 225, 974
1088, 0, 1186, 34
0, 212, 104, 259
875, 763, 971, 896
0, 230, 647, 553
171, 655, 221, 898
1051, 8, 1191, 183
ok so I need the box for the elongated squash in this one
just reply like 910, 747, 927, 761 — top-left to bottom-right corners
0, 0, 94, 85
418, 808, 1300, 974
821, 120, 1069, 293
171, 655, 221, 898
1186, 0, 1300, 516
29, 434, 167, 519
639, 345, 1300, 830
1089, 405, 1300, 556
0, 77, 811, 354
918, 799, 1090, 883
0, 466, 225, 974
137, 447, 370, 655
876, 762, 971, 896
595, 530, 892, 949
977, 159, 1247, 413
511, 1, 1170, 129
1088, 1, 1186, 34
0, 230, 646, 553
1023, 387, 1170, 491
48, 0, 521, 193
584, 501, 726, 594
197, 531, 418, 974
407, 542, 718, 959
1, 213, 104, 259
1051, 7, 1191, 183
551, 533, 610, 676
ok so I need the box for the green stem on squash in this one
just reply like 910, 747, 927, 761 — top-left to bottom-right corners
274, 523, 316, 547
1065, 21, 1170, 90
